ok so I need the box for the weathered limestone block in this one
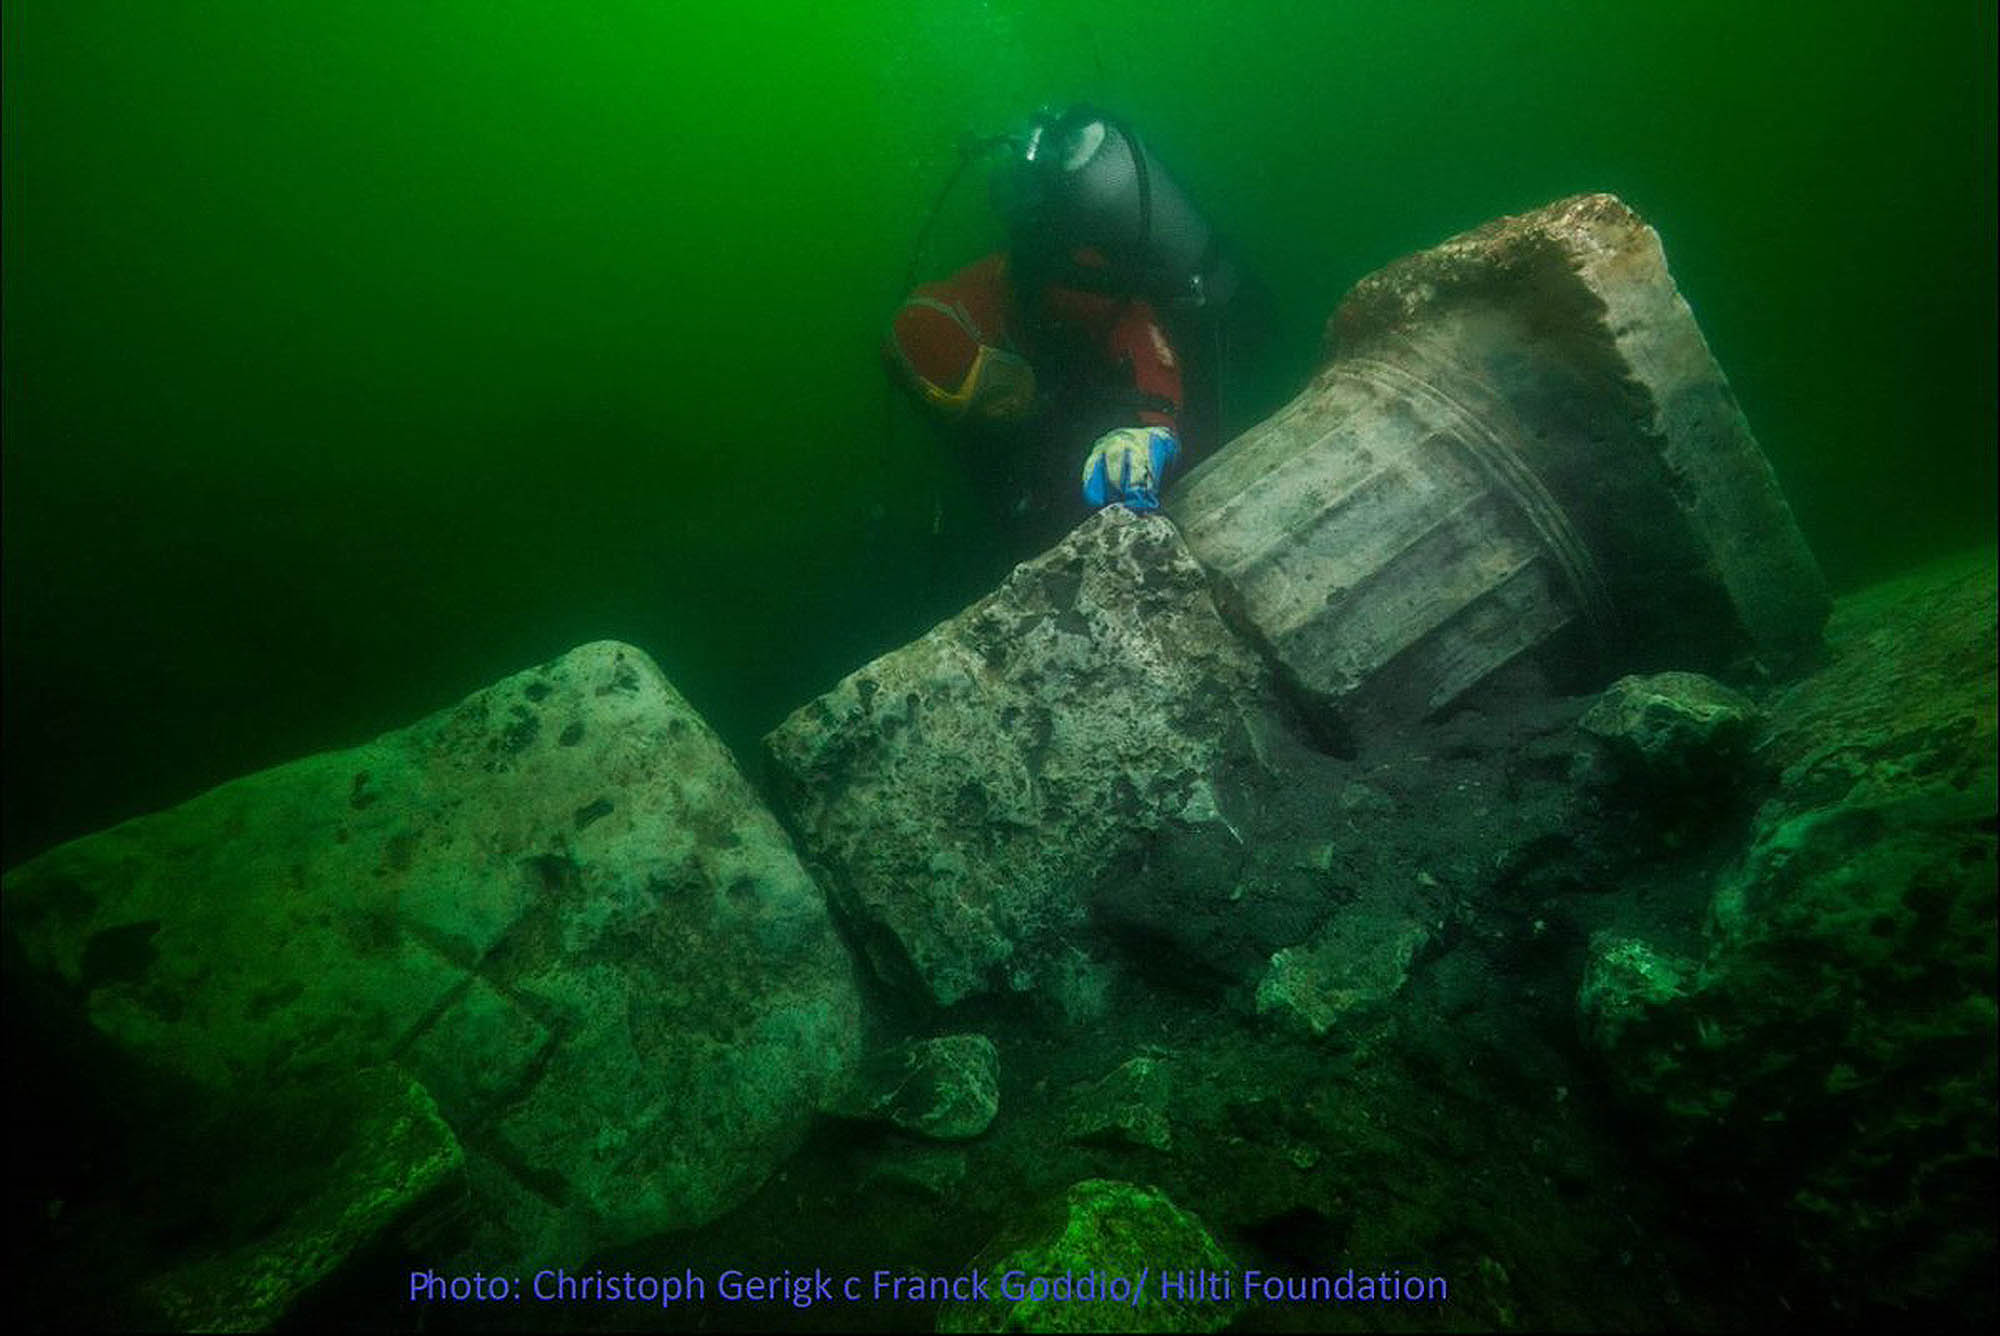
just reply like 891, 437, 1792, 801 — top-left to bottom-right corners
766, 507, 1284, 1009
1169, 193, 1828, 735
3, 641, 863, 1291
1577, 551, 1997, 1318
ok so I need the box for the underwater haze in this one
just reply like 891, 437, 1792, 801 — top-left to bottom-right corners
3, 0, 1995, 864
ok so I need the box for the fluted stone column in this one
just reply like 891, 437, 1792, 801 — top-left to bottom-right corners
1168, 193, 1828, 736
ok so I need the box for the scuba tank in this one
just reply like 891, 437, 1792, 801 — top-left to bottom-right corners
991, 105, 1239, 313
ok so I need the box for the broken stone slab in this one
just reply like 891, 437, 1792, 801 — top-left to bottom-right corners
2, 641, 863, 1295
765, 506, 1286, 1009
1168, 192, 1829, 738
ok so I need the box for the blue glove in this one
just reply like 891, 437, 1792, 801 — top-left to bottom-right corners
1081, 426, 1179, 511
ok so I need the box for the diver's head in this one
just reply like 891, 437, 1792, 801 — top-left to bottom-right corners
989, 104, 1234, 310
987, 106, 1067, 244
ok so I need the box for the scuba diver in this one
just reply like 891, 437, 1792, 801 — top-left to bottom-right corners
884, 105, 1247, 555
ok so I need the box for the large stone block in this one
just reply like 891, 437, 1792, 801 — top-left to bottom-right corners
765, 507, 1284, 1009
3, 641, 863, 1307
1169, 193, 1829, 735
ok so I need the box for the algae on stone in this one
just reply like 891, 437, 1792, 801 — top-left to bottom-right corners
765, 508, 1284, 1010
940, 1179, 1240, 1334
140, 1068, 463, 1333
4, 640, 863, 1317
834, 1034, 1002, 1141
1577, 552, 1998, 1319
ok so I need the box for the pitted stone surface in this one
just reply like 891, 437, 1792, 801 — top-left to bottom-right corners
765, 507, 1285, 1009
3, 640, 863, 1292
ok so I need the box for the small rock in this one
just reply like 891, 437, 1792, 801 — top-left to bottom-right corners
1064, 1057, 1173, 1151
1576, 670, 1760, 791
1255, 915, 1430, 1037
837, 1035, 1000, 1141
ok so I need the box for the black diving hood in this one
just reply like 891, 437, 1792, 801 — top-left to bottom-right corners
994, 105, 1239, 311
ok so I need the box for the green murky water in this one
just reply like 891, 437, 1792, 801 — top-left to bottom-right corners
4, 0, 1994, 862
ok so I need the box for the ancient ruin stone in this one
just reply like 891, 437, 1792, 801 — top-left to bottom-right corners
3, 641, 863, 1309
1168, 193, 1829, 738
765, 507, 1287, 1009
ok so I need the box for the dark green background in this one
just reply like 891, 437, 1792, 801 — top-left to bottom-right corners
5, 0, 1994, 865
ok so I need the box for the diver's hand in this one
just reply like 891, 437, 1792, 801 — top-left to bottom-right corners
1080, 426, 1179, 511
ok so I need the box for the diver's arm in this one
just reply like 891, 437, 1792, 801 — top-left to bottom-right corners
1102, 300, 1184, 435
